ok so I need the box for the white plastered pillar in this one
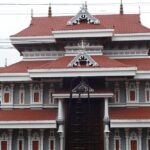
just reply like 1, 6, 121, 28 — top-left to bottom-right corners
125, 128, 129, 150
40, 129, 44, 150
8, 129, 12, 150
28, 129, 31, 150
138, 128, 142, 150
57, 99, 65, 150
104, 97, 110, 150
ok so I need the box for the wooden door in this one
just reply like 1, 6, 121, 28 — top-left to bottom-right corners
131, 140, 137, 150
50, 140, 54, 150
1, 141, 7, 150
19, 140, 23, 150
32, 141, 39, 150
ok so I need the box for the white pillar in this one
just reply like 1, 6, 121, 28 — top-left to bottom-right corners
57, 99, 65, 150
40, 83, 43, 105
28, 129, 31, 150
40, 129, 44, 150
104, 98, 109, 150
125, 128, 129, 150
125, 82, 129, 103
8, 129, 12, 150
59, 128, 64, 150
138, 128, 142, 150
30, 83, 33, 104
58, 99, 64, 121
10, 84, 14, 106
136, 82, 140, 102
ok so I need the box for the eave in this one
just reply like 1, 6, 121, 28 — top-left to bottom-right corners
10, 36, 56, 44
111, 119, 150, 128
28, 67, 137, 78
112, 32, 150, 41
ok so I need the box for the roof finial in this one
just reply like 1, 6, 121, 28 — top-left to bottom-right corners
120, 0, 124, 15
31, 8, 33, 18
85, 1, 87, 10
5, 58, 7, 67
48, 3, 52, 17
139, 5, 141, 23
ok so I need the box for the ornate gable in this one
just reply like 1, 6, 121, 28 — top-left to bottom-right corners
68, 52, 98, 67
67, 3, 100, 25
72, 80, 94, 93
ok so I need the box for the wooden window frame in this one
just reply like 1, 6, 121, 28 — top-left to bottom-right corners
128, 83, 136, 103
129, 132, 138, 150
19, 85, 25, 105
114, 129, 121, 150
49, 131, 55, 150
31, 132, 40, 150
32, 85, 41, 104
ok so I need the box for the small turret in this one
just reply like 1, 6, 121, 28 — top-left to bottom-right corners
120, 0, 124, 15
48, 3, 52, 17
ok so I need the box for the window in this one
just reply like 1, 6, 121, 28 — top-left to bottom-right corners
145, 82, 150, 102
129, 83, 136, 102
0, 132, 8, 150
32, 85, 41, 103
129, 132, 138, 150
114, 130, 121, 150
31, 132, 40, 150
114, 83, 120, 103
17, 130, 24, 150
3, 86, 10, 103
19, 85, 25, 104
49, 131, 55, 150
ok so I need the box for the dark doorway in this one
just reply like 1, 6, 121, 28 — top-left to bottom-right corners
65, 98, 104, 150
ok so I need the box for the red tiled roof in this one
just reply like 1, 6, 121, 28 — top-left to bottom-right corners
110, 107, 150, 120
117, 58, 150, 71
37, 55, 132, 69
0, 60, 51, 73
0, 108, 57, 121
12, 14, 150, 37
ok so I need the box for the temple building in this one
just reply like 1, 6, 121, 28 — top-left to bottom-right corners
0, 2, 150, 150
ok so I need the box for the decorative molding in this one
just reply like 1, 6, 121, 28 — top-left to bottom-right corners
67, 3, 100, 25
68, 51, 98, 67
22, 51, 64, 60
103, 49, 149, 58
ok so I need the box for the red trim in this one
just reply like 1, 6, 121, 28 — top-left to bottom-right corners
0, 108, 57, 121
110, 107, 150, 119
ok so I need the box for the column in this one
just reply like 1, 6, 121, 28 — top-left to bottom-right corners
28, 129, 31, 150
138, 128, 142, 150
125, 81, 129, 103
30, 83, 33, 104
40, 129, 44, 150
57, 99, 64, 121
125, 128, 129, 150
40, 83, 43, 105
136, 82, 140, 103
104, 98, 110, 150
57, 99, 65, 150
10, 84, 14, 106
8, 129, 12, 150
59, 127, 64, 150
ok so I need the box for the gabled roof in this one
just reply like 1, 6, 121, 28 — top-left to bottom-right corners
0, 60, 51, 73
117, 58, 150, 71
11, 14, 150, 37
37, 55, 132, 69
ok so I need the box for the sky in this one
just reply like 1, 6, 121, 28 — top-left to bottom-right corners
0, 0, 150, 67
